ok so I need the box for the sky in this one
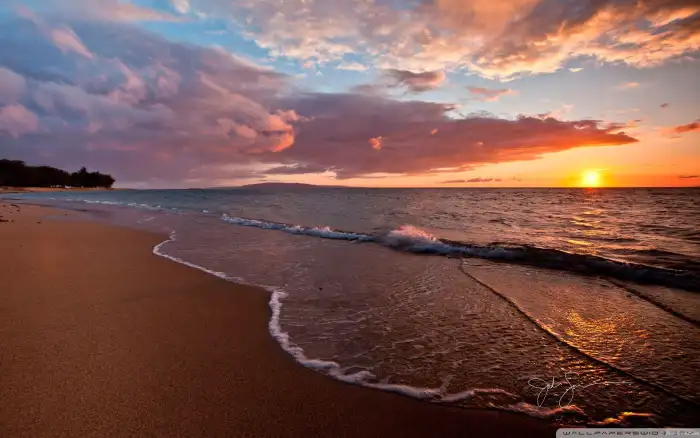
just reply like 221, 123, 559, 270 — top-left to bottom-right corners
0, 0, 699, 188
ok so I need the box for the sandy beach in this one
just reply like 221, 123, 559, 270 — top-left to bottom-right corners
0, 203, 556, 437
0, 187, 116, 194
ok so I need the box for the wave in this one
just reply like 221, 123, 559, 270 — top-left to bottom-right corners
152, 230, 587, 422
221, 214, 374, 241
218, 214, 700, 292
11, 193, 698, 292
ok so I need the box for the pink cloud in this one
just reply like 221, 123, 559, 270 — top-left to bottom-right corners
49, 26, 95, 59
0, 104, 39, 138
200, 0, 700, 79
267, 94, 638, 179
0, 10, 640, 186
0, 68, 27, 104
467, 86, 516, 102
26, 0, 182, 22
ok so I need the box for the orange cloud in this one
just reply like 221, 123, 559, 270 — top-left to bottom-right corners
0, 9, 642, 186
209, 0, 700, 79
672, 119, 700, 134
617, 81, 641, 90
442, 178, 502, 184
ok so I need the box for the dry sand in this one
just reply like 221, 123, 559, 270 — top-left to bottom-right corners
0, 203, 556, 437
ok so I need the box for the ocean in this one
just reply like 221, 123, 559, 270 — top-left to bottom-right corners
7, 187, 700, 426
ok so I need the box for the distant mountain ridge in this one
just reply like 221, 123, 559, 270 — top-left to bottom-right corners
239, 182, 340, 189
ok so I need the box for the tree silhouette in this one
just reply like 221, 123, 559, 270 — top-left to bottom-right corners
0, 160, 115, 188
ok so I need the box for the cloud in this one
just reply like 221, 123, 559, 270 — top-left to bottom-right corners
0, 8, 640, 186
337, 61, 367, 72
442, 178, 502, 183
617, 81, 641, 90
198, 0, 700, 79
49, 26, 95, 59
171, 0, 190, 14
0, 12, 299, 183
27, 0, 182, 22
0, 67, 27, 104
269, 93, 638, 179
538, 104, 575, 120
467, 86, 516, 102
661, 103, 670, 108
263, 164, 331, 175
368, 136, 383, 150
0, 104, 39, 138
670, 119, 700, 134
385, 69, 445, 92
569, 68, 584, 72
679, 175, 699, 179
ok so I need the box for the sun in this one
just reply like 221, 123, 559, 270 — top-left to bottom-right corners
581, 170, 603, 187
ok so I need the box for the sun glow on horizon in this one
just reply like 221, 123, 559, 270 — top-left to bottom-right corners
580, 169, 604, 187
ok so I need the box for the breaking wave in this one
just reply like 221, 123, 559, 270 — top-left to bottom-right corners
153, 230, 587, 423
220, 214, 700, 292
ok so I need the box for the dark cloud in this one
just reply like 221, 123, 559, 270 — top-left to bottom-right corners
268, 94, 638, 179
672, 119, 700, 134
441, 178, 502, 184
0, 8, 639, 186
384, 69, 446, 93
263, 164, 331, 175
661, 103, 670, 108
679, 175, 699, 179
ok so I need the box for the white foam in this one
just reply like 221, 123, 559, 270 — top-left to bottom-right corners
153, 231, 246, 284
497, 402, 587, 420
151, 230, 589, 422
220, 215, 531, 261
380, 225, 459, 254
221, 214, 373, 241
221, 214, 287, 230
284, 225, 373, 241
440, 387, 520, 403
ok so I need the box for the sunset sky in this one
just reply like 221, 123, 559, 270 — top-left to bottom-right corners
0, 0, 699, 188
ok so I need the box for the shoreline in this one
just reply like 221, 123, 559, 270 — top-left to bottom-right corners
1, 187, 118, 194
0, 202, 556, 437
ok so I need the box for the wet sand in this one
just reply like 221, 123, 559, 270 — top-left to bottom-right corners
0, 187, 116, 194
0, 203, 556, 437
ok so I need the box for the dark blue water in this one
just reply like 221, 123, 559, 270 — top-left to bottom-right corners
6, 187, 700, 427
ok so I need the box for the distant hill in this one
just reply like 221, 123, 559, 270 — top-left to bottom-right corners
239, 182, 340, 189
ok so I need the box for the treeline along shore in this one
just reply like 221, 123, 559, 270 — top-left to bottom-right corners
0, 159, 115, 188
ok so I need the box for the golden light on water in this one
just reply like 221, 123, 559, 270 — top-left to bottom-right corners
581, 169, 603, 187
